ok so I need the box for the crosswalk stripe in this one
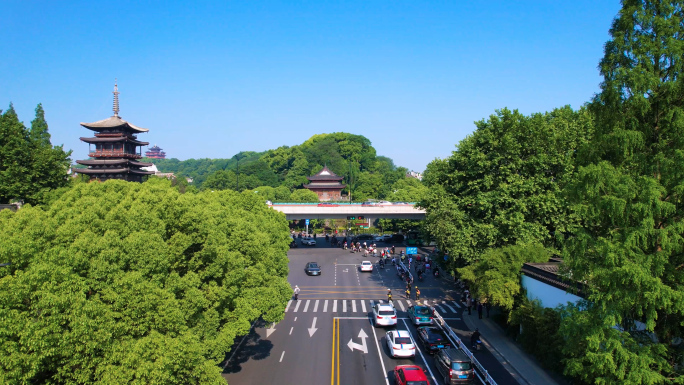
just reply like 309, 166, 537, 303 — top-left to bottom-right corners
352, 300, 357, 312
285, 300, 292, 312
333, 300, 338, 312
442, 301, 456, 313
293, 300, 302, 312
303, 300, 310, 312
323, 300, 328, 312
361, 300, 367, 313
397, 301, 406, 312
343, 300, 347, 312
435, 305, 446, 313
451, 301, 462, 309
406, 300, 412, 306
313, 300, 319, 312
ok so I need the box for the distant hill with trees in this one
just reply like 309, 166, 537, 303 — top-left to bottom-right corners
146, 133, 426, 202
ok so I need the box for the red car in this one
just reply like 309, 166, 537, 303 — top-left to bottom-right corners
394, 365, 430, 385
317, 203, 339, 207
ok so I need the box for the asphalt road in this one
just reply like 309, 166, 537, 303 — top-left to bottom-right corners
222, 240, 517, 385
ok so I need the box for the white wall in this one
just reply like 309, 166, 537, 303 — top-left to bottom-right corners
521, 275, 582, 309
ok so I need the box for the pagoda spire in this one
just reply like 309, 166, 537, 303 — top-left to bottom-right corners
113, 79, 120, 117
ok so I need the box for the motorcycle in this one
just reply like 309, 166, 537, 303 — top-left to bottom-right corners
472, 340, 482, 351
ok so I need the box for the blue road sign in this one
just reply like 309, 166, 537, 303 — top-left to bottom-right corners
305, 219, 309, 225
406, 247, 418, 255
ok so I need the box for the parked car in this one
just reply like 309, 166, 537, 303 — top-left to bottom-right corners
435, 348, 474, 384
386, 330, 416, 358
304, 262, 321, 276
408, 305, 434, 326
377, 200, 392, 206
417, 326, 451, 354
301, 237, 316, 246
361, 201, 377, 206
372, 303, 397, 327
360, 261, 373, 272
393, 365, 430, 385
318, 202, 339, 207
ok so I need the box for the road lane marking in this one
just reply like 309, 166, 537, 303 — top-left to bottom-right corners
313, 300, 320, 312
343, 300, 347, 312
451, 301, 462, 308
352, 300, 357, 313
442, 301, 456, 313
303, 300, 311, 312
294, 317, 297, 321
293, 301, 302, 312
361, 299, 367, 313
330, 318, 336, 385
324, 300, 329, 312
406, 300, 412, 306
370, 317, 391, 385
285, 300, 292, 312
280, 351, 285, 362
397, 300, 406, 312
289, 327, 293, 335
333, 300, 338, 312
402, 319, 438, 384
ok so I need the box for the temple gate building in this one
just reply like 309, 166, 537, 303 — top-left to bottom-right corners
145, 145, 166, 159
75, 82, 155, 182
303, 166, 346, 201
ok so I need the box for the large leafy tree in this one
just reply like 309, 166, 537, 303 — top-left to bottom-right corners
561, 1, 684, 383
0, 103, 71, 205
421, 106, 593, 270
0, 178, 292, 384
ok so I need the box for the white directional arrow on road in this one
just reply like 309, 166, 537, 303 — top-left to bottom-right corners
347, 329, 369, 353
266, 323, 276, 337
308, 317, 318, 337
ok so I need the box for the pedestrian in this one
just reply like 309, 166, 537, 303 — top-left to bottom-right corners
415, 287, 421, 300
486, 301, 491, 318
477, 302, 483, 319
405, 287, 411, 299
466, 295, 472, 315
294, 285, 300, 300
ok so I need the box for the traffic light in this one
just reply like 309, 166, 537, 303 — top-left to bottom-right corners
357, 216, 365, 220
347, 216, 356, 220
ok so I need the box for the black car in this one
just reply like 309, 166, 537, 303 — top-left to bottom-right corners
384, 234, 405, 243
352, 234, 375, 243
304, 262, 321, 276
417, 326, 451, 354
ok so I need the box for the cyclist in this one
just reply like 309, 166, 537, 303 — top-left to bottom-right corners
387, 288, 393, 303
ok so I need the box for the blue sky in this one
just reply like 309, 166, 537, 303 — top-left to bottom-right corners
1, 1, 621, 172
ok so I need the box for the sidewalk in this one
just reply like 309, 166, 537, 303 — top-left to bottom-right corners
461, 306, 560, 385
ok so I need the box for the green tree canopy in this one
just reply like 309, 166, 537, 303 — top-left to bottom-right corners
289, 188, 319, 202
0, 103, 71, 205
421, 106, 593, 270
561, 1, 684, 383
0, 178, 292, 384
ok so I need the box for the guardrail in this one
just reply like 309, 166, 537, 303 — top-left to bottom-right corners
432, 310, 498, 385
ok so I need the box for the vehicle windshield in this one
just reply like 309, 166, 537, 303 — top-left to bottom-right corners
379, 310, 395, 316
309, 263, 318, 268
406, 382, 428, 385
415, 307, 430, 315
395, 337, 412, 344
452, 362, 472, 370
428, 332, 443, 341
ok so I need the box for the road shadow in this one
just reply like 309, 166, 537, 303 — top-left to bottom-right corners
221, 319, 274, 374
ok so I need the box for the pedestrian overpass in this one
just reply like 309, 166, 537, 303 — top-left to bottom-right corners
269, 203, 425, 220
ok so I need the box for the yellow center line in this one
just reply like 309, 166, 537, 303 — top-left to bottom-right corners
337, 318, 340, 385
330, 318, 336, 385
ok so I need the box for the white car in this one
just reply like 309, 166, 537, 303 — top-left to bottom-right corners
301, 237, 316, 246
360, 261, 373, 272
377, 200, 393, 206
386, 330, 416, 358
372, 303, 397, 327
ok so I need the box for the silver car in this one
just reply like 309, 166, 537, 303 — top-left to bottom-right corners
372, 303, 397, 327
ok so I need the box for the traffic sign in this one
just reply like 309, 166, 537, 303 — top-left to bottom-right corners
406, 247, 418, 255
305, 219, 309, 225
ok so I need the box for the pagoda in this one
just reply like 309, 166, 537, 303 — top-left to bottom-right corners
145, 145, 166, 159
303, 166, 346, 201
75, 82, 155, 182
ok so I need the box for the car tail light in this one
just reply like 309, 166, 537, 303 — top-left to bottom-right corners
393, 346, 401, 350
377, 315, 383, 319
391, 315, 397, 319
409, 346, 415, 350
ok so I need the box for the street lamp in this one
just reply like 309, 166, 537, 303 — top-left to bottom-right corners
233, 153, 246, 191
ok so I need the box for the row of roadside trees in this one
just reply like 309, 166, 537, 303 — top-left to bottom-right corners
421, 1, 684, 383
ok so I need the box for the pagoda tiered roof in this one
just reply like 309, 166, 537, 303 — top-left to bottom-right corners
79, 136, 149, 146
76, 159, 153, 167
80, 115, 149, 133
306, 166, 345, 181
